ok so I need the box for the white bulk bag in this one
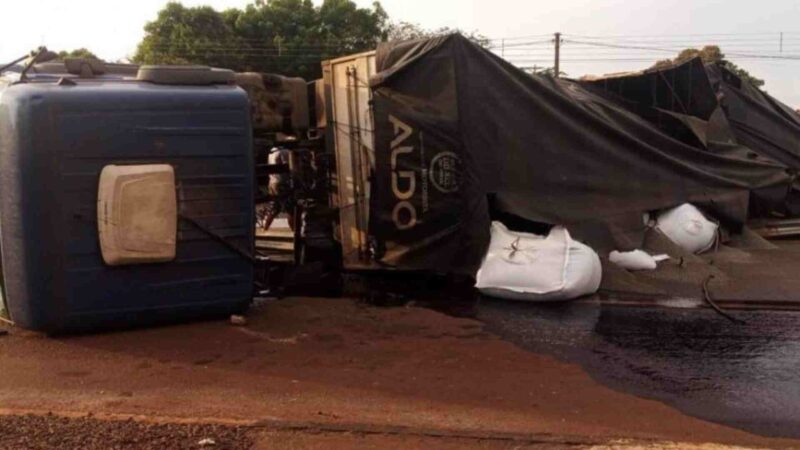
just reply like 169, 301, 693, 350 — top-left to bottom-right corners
655, 203, 718, 254
475, 222, 602, 302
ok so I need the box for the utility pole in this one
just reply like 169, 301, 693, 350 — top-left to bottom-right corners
780, 32, 784, 53
554, 32, 561, 78
501, 38, 505, 59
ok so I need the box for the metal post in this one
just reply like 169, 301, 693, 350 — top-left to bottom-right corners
554, 32, 561, 78
0, 53, 31, 75
345, 66, 366, 260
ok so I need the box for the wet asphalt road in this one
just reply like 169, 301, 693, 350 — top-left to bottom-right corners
476, 300, 800, 439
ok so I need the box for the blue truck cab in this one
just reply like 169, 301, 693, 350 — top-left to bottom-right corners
0, 60, 254, 332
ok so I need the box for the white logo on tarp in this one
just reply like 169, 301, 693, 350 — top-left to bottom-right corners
429, 151, 461, 193
389, 115, 417, 230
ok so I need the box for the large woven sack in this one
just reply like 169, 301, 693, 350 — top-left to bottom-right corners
655, 203, 717, 254
476, 222, 602, 302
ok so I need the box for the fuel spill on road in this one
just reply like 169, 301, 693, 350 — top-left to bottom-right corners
475, 300, 800, 439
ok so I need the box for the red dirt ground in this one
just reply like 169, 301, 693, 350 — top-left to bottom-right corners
0, 297, 796, 449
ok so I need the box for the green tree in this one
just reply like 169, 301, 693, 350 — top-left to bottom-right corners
134, 2, 245, 69
57, 48, 98, 59
652, 45, 765, 88
134, 0, 389, 80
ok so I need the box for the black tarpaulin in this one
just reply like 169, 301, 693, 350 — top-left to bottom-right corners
368, 34, 792, 275
709, 64, 800, 170
583, 58, 800, 172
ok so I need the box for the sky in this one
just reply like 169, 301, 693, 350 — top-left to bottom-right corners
2, 0, 799, 106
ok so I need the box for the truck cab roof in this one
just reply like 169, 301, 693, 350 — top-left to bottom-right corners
1, 58, 234, 86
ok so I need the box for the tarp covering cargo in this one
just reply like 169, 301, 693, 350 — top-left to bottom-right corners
368, 34, 793, 275
582, 57, 800, 179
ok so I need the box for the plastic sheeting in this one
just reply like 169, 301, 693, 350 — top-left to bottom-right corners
368, 34, 793, 275
609, 250, 669, 271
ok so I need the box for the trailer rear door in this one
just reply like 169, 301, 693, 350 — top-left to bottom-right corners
323, 51, 376, 269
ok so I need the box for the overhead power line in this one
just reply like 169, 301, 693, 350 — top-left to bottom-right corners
139, 30, 800, 80
562, 39, 800, 61
487, 39, 553, 49
564, 31, 800, 39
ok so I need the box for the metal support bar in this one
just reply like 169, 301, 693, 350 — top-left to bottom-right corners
554, 32, 561, 78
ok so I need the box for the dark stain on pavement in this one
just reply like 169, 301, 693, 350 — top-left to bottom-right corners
476, 299, 800, 439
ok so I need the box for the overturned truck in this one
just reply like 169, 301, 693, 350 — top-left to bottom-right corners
366, 35, 790, 270
2, 34, 799, 332
0, 60, 255, 332
324, 34, 800, 307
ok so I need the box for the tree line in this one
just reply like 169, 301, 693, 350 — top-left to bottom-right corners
56, 0, 764, 87
131, 0, 478, 80
653, 45, 764, 88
